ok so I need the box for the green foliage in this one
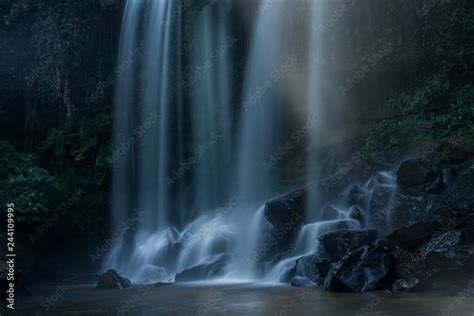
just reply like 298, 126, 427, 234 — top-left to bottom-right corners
433, 102, 473, 138
387, 73, 450, 115
0, 141, 60, 223
361, 81, 473, 159
360, 115, 427, 158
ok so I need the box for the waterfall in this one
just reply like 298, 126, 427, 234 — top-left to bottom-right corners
105, 0, 238, 282
105, 0, 396, 284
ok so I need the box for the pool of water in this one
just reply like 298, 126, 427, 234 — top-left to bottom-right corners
11, 280, 474, 316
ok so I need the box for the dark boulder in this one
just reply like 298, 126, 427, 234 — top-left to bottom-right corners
319, 204, 343, 221
411, 230, 474, 291
264, 188, 306, 227
381, 221, 439, 251
368, 185, 429, 233
261, 189, 306, 262
324, 245, 397, 292
317, 219, 361, 233
175, 254, 231, 282
318, 229, 378, 260
367, 185, 395, 232
348, 206, 365, 225
279, 266, 297, 283
391, 278, 419, 292
460, 214, 474, 243
387, 225, 474, 292
97, 270, 132, 289
345, 184, 367, 207
433, 163, 474, 210
420, 230, 474, 275
280, 254, 332, 285
396, 158, 437, 189
290, 276, 316, 288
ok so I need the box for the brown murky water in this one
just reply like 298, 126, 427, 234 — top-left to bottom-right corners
10, 281, 474, 316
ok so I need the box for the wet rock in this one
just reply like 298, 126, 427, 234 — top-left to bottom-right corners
389, 228, 474, 292
279, 266, 297, 283
280, 254, 332, 285
261, 189, 307, 262
324, 245, 397, 292
290, 276, 316, 288
97, 270, 132, 289
318, 229, 378, 260
459, 214, 474, 243
348, 206, 365, 224
320, 219, 361, 232
319, 204, 343, 221
420, 230, 473, 274
175, 254, 231, 282
396, 158, 437, 189
368, 185, 429, 232
413, 229, 474, 291
381, 221, 439, 251
368, 185, 395, 232
345, 184, 367, 207
264, 188, 305, 227
425, 175, 447, 194
391, 278, 419, 292
433, 163, 474, 210
368, 171, 395, 187
153, 242, 183, 272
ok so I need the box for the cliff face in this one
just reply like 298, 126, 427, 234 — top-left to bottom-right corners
294, 0, 474, 186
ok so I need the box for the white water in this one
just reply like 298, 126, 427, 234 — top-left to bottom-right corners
105, 0, 398, 284
105, 0, 247, 282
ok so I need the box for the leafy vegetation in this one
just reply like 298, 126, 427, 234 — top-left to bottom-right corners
357, 0, 474, 160
0, 141, 59, 223
361, 81, 473, 159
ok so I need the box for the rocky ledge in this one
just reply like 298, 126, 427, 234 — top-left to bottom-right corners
97, 269, 132, 289
279, 155, 474, 293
